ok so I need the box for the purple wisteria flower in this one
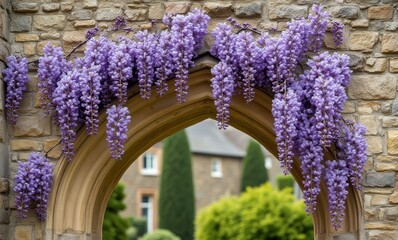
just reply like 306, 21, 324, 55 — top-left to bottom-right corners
106, 105, 131, 160
154, 31, 174, 96
135, 30, 156, 99
331, 21, 344, 47
2, 55, 29, 125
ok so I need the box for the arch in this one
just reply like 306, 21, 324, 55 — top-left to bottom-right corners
45, 57, 363, 240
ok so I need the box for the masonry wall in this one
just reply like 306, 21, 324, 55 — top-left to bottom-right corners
0, 0, 397, 239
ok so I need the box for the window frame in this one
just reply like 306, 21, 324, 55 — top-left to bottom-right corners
211, 158, 223, 178
141, 152, 158, 176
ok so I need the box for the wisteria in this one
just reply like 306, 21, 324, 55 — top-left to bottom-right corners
2, 6, 369, 230
14, 153, 53, 221
106, 105, 131, 160
324, 160, 349, 230
331, 21, 344, 46
53, 70, 81, 161
135, 30, 156, 99
109, 41, 133, 104
38, 43, 70, 117
79, 65, 101, 135
2, 56, 29, 125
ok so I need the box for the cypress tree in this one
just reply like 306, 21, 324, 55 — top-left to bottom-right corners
158, 130, 195, 240
241, 140, 269, 192
102, 184, 131, 240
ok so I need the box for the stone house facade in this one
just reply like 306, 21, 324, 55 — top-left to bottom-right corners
120, 120, 254, 233
0, 0, 396, 239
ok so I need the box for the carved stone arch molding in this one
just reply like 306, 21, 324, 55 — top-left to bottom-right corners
45, 56, 363, 240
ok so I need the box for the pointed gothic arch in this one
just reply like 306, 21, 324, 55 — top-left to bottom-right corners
45, 57, 363, 240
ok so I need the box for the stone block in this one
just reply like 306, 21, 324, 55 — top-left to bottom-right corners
13, 115, 51, 137
165, 2, 191, 14
358, 115, 377, 135
33, 15, 66, 31
387, 130, 398, 155
368, 5, 393, 20
44, 139, 62, 159
347, 75, 396, 100
385, 207, 398, 221
74, 20, 96, 28
11, 140, 42, 151
61, 3, 74, 12
15, 225, 32, 240
330, 6, 358, 19
148, 4, 164, 20
40, 32, 61, 40
390, 58, 398, 73
269, 5, 307, 20
364, 58, 387, 73
234, 2, 262, 18
125, 9, 147, 21
15, 34, 38, 42
390, 191, 398, 204
382, 117, 398, 128
381, 33, 398, 53
10, 15, 31, 33
62, 31, 86, 53
371, 195, 389, 206
365, 222, 398, 230
366, 136, 383, 154
333, 233, 357, 240
203, 3, 233, 18
349, 31, 378, 52
69, 10, 92, 21
42, 3, 60, 12
83, 0, 97, 9
364, 172, 396, 188
368, 230, 398, 240
357, 102, 380, 114
346, 53, 363, 70
12, 3, 38, 13
351, 19, 369, 28
0, 178, 8, 193
95, 8, 122, 21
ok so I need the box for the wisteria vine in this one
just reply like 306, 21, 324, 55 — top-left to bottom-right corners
3, 5, 366, 228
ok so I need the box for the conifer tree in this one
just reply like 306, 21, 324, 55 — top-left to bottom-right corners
241, 140, 269, 192
158, 130, 195, 240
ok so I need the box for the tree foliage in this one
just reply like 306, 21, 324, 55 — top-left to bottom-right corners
241, 140, 269, 192
103, 184, 131, 240
142, 229, 181, 240
158, 130, 195, 240
277, 175, 295, 190
196, 183, 313, 240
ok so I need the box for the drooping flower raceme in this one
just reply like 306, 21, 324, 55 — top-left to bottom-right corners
79, 65, 102, 135
106, 105, 131, 160
272, 90, 301, 175
38, 43, 70, 117
211, 61, 234, 130
186, 9, 211, 53
154, 31, 174, 96
53, 70, 81, 161
135, 30, 156, 99
109, 41, 133, 104
2, 55, 29, 125
331, 21, 344, 47
14, 153, 53, 221
308, 4, 329, 52
324, 160, 349, 230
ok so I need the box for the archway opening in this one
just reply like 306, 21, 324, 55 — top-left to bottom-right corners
45, 60, 362, 240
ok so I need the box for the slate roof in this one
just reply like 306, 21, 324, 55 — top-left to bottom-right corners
185, 120, 245, 158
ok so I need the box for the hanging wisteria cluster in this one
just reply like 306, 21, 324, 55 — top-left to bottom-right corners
3, 5, 366, 228
14, 153, 53, 221
209, 5, 365, 229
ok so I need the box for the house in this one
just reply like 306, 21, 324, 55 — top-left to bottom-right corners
119, 119, 279, 232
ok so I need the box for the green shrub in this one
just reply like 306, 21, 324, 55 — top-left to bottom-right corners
159, 130, 195, 240
276, 175, 295, 190
241, 140, 269, 192
127, 216, 147, 240
141, 229, 181, 240
196, 183, 313, 240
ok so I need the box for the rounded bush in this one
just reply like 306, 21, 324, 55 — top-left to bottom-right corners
141, 229, 181, 240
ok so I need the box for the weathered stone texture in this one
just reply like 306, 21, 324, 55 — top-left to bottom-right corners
348, 75, 396, 100
0, 179, 8, 193
330, 6, 358, 19
95, 8, 122, 21
125, 9, 147, 21
12, 116, 51, 137
12, 3, 38, 13
42, 3, 61, 12
364, 172, 396, 188
390, 58, 398, 73
269, 5, 307, 20
365, 58, 387, 73
33, 15, 66, 31
203, 3, 232, 18
15, 34, 38, 42
368, 5, 393, 20
148, 4, 164, 20
10, 15, 31, 32
349, 32, 378, 52
381, 33, 398, 53
387, 131, 398, 155
165, 2, 191, 14
62, 31, 86, 52
234, 3, 262, 18
14, 225, 32, 240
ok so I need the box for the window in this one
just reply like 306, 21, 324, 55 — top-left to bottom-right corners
265, 157, 272, 169
141, 153, 158, 175
211, 159, 222, 178
141, 195, 154, 233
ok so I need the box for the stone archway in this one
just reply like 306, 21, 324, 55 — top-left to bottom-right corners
45, 57, 363, 240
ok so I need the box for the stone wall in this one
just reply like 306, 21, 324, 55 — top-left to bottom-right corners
0, 0, 397, 239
